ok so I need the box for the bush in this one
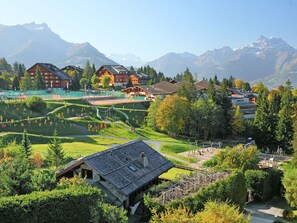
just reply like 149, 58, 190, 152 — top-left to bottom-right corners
203, 157, 218, 167
25, 96, 47, 112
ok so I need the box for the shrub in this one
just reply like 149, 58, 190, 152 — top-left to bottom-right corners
25, 96, 47, 112
203, 157, 218, 167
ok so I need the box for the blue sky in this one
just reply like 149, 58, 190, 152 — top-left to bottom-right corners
0, 0, 296, 61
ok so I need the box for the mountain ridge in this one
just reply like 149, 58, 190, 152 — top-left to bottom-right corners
0, 22, 116, 68
146, 36, 297, 88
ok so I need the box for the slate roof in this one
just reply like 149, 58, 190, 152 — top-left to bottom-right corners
61, 65, 84, 74
195, 80, 220, 91
28, 63, 71, 80
99, 65, 129, 75
130, 71, 150, 80
58, 140, 174, 196
151, 81, 179, 94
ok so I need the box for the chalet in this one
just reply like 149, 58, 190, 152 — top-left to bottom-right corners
95, 65, 130, 87
27, 63, 71, 89
122, 81, 179, 100
61, 65, 84, 76
57, 140, 174, 210
129, 71, 150, 85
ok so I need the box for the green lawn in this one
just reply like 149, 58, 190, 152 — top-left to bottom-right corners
160, 167, 192, 180
32, 142, 109, 159
136, 127, 182, 142
98, 122, 142, 139
161, 143, 200, 163
31, 135, 130, 159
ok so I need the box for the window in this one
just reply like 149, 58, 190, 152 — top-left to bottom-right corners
128, 165, 137, 172
81, 169, 93, 179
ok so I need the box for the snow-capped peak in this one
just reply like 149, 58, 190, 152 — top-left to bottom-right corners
251, 35, 294, 51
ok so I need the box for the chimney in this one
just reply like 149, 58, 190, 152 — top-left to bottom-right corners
139, 152, 148, 167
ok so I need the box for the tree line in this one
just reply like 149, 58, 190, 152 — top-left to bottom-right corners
147, 68, 297, 154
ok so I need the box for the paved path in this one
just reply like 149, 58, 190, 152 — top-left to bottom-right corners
245, 201, 285, 223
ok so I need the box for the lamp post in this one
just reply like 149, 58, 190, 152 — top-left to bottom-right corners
50, 81, 53, 93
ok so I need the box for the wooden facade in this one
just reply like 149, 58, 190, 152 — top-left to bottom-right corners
27, 63, 71, 89
130, 74, 139, 85
95, 65, 130, 87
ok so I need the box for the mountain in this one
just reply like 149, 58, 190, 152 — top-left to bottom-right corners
0, 22, 116, 68
146, 36, 297, 88
108, 53, 146, 68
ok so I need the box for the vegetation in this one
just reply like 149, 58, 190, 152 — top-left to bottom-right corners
283, 168, 297, 208
45, 129, 66, 169
150, 201, 250, 223
0, 186, 126, 223
204, 144, 259, 172
156, 95, 191, 137
25, 96, 47, 112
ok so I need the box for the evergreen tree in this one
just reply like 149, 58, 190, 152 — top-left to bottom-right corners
70, 71, 81, 91
0, 57, 12, 72
46, 129, 65, 169
91, 63, 96, 74
177, 68, 197, 101
21, 129, 31, 157
276, 80, 293, 151
20, 72, 32, 91
216, 82, 232, 136
253, 82, 274, 149
207, 79, 216, 101
82, 61, 93, 80
12, 76, 19, 90
292, 103, 297, 167
126, 78, 133, 88
232, 106, 245, 135
33, 69, 46, 90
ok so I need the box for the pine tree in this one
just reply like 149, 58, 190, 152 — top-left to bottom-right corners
20, 72, 32, 91
12, 76, 19, 90
216, 82, 232, 136
70, 71, 81, 91
177, 68, 197, 101
82, 61, 93, 80
33, 69, 46, 90
253, 82, 274, 149
276, 80, 293, 151
21, 129, 31, 157
126, 78, 133, 88
232, 106, 245, 135
46, 129, 65, 169
207, 79, 216, 101
91, 63, 96, 74
292, 103, 297, 167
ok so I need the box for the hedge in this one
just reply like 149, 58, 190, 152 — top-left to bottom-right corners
245, 168, 282, 202
0, 187, 100, 223
145, 171, 247, 214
